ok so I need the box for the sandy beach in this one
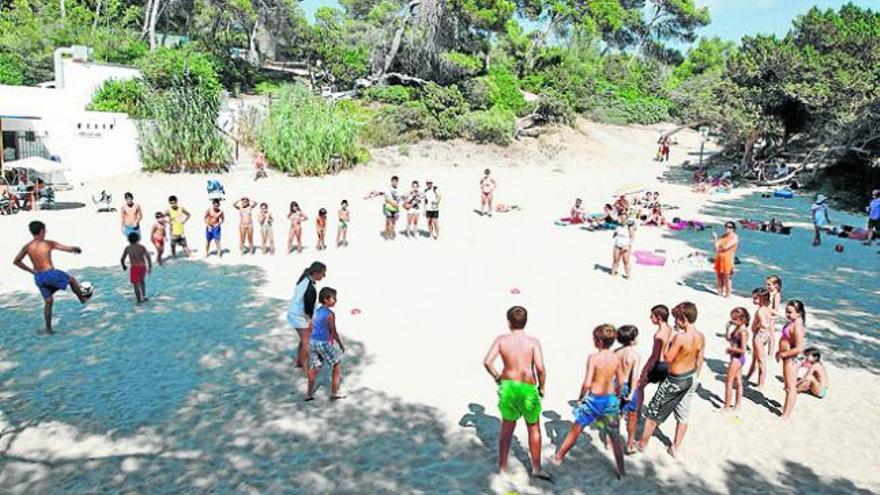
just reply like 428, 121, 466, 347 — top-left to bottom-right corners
1, 121, 878, 494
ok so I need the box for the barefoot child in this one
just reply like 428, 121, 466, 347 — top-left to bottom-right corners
482, 306, 551, 482
287, 201, 308, 254
13, 221, 94, 333
121, 232, 152, 304
234, 197, 256, 254
724, 307, 749, 410
765, 275, 783, 317
337, 200, 350, 247
204, 199, 224, 257
615, 325, 641, 454
259, 203, 274, 254
746, 288, 774, 389
404, 180, 423, 238
316, 208, 327, 250
479, 169, 496, 217
151, 212, 167, 265
637, 305, 674, 413
166, 196, 192, 258
797, 347, 827, 399
305, 287, 346, 400
553, 324, 626, 478
777, 300, 806, 420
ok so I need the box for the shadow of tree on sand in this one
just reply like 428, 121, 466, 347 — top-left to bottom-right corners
0, 262, 493, 493
460, 403, 873, 494
665, 192, 880, 374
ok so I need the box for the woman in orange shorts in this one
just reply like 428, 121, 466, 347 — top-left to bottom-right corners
713, 221, 739, 298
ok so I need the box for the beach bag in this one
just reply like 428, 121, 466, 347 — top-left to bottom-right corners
647, 361, 669, 383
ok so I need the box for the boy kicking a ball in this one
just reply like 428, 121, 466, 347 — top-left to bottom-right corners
121, 232, 152, 304
306, 287, 346, 400
13, 221, 93, 333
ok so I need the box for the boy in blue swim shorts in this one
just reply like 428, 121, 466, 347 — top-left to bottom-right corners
203, 198, 225, 257
13, 221, 93, 333
553, 324, 626, 479
615, 325, 641, 453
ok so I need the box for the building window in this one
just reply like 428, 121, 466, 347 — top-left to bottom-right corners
77, 123, 82, 129
25, 131, 35, 142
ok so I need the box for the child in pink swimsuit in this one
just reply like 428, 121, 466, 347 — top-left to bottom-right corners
724, 307, 749, 410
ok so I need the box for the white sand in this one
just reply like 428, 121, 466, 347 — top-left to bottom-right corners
0, 121, 877, 493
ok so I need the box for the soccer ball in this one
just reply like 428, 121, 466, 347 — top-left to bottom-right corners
80, 281, 94, 293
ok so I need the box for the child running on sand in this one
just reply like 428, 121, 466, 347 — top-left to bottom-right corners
13, 221, 93, 333
316, 208, 327, 250
777, 300, 807, 420
166, 196, 192, 258
259, 203, 274, 254
151, 212, 167, 265
204, 199, 224, 257
746, 288, 774, 389
120, 232, 152, 304
234, 197, 256, 254
724, 308, 749, 410
797, 347, 828, 399
306, 287, 346, 400
337, 200, 350, 247
553, 324, 626, 478
615, 325, 641, 454
482, 306, 551, 482
287, 201, 308, 254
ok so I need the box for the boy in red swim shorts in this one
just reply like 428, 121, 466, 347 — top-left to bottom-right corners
121, 231, 152, 304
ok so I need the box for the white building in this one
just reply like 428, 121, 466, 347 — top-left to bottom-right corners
0, 46, 142, 182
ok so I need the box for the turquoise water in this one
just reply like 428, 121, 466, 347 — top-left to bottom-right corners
668, 192, 880, 373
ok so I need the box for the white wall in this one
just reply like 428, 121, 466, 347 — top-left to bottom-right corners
59, 59, 141, 108
1, 83, 141, 181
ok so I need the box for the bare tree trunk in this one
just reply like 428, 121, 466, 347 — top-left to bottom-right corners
742, 131, 760, 168
148, 0, 162, 51
380, 0, 420, 77
248, 19, 260, 64
92, 0, 102, 31
60, 0, 66, 18
142, 0, 154, 34
525, 13, 560, 71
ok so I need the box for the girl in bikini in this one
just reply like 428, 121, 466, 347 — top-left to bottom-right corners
611, 217, 636, 279
287, 201, 308, 254
259, 203, 274, 254
777, 300, 806, 420
724, 307, 750, 410
746, 288, 774, 389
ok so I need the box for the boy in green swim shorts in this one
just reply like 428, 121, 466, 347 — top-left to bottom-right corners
483, 306, 552, 482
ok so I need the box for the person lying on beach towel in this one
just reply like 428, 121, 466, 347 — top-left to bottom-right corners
495, 203, 520, 213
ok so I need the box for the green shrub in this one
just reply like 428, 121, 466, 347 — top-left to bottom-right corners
257, 84, 367, 175
0, 52, 25, 85
88, 79, 148, 118
418, 83, 468, 139
459, 77, 492, 110
484, 66, 528, 116
90, 31, 149, 65
463, 107, 516, 146
138, 47, 222, 95
255, 81, 283, 95
364, 85, 412, 104
441, 51, 483, 75
535, 90, 575, 125
138, 83, 231, 172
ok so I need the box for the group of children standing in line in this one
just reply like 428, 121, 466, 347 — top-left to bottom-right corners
483, 293, 828, 482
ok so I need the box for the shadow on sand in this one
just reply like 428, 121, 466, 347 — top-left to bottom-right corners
664, 192, 880, 374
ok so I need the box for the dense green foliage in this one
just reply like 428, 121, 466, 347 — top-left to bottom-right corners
87, 79, 148, 117
138, 82, 231, 172
463, 108, 516, 145
257, 85, 367, 175
138, 48, 222, 95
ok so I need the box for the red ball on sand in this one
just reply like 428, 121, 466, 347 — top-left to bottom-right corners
834, 244, 844, 253
510, 288, 521, 295
351, 308, 362, 315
